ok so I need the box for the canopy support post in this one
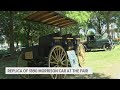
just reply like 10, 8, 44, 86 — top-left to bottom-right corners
60, 28, 62, 36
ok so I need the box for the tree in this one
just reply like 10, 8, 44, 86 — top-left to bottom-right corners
61, 11, 92, 37
0, 36, 5, 47
88, 11, 119, 40
115, 11, 120, 38
0, 11, 15, 54
87, 30, 95, 35
0, 11, 29, 54
9, 11, 15, 54
100, 11, 118, 39
88, 11, 106, 35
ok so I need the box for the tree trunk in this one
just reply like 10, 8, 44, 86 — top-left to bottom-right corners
83, 29, 88, 40
16, 41, 19, 48
97, 18, 102, 34
111, 30, 114, 40
106, 15, 111, 39
26, 23, 31, 47
117, 29, 119, 38
9, 11, 15, 54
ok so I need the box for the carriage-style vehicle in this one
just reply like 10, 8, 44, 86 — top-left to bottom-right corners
17, 11, 85, 79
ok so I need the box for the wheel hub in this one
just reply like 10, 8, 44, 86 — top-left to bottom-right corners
58, 61, 62, 66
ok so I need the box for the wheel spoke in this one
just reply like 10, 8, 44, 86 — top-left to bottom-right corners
61, 59, 67, 63
54, 64, 58, 67
51, 74, 57, 79
55, 48, 59, 58
60, 50, 64, 58
51, 55, 58, 62
57, 74, 65, 79
53, 49, 58, 59
50, 61, 58, 65
61, 54, 66, 61
60, 59, 67, 67
58, 48, 61, 58
49, 45, 68, 79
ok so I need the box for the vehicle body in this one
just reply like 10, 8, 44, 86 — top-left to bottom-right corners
83, 34, 113, 51
17, 11, 85, 79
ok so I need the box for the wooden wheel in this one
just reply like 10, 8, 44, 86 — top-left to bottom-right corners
17, 51, 35, 79
76, 44, 85, 67
48, 45, 68, 79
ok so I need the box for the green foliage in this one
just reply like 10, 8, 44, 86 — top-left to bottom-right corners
0, 11, 120, 49
88, 11, 120, 40
0, 11, 58, 46
61, 11, 92, 36
88, 11, 106, 35
65, 11, 91, 26
87, 30, 95, 35
80, 34, 84, 40
0, 36, 5, 44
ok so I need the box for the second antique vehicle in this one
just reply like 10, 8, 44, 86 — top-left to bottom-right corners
17, 11, 85, 79
83, 34, 114, 51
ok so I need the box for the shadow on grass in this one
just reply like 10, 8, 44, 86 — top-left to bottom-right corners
66, 73, 111, 79
0, 68, 111, 79
0, 53, 111, 79
19, 73, 112, 79
87, 50, 106, 52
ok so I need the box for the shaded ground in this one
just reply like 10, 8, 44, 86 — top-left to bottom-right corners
0, 57, 118, 79
0, 55, 62, 79
0, 55, 20, 79
66, 63, 120, 79
66, 73, 111, 79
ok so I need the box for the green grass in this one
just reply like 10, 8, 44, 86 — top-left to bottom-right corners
83, 45, 120, 78
0, 45, 120, 79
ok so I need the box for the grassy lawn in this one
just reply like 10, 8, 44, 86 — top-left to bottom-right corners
67, 45, 120, 79
82, 45, 120, 79
0, 45, 120, 79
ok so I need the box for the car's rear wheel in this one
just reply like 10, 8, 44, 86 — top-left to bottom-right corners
103, 44, 112, 51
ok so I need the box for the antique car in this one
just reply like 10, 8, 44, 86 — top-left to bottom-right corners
83, 34, 113, 51
17, 11, 85, 79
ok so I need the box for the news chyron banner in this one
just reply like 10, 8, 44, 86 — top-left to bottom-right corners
5, 50, 92, 75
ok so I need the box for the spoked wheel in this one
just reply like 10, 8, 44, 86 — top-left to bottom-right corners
103, 44, 112, 51
76, 44, 85, 67
17, 51, 35, 79
48, 45, 68, 79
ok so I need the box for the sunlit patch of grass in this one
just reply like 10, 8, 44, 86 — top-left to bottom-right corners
83, 45, 120, 78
